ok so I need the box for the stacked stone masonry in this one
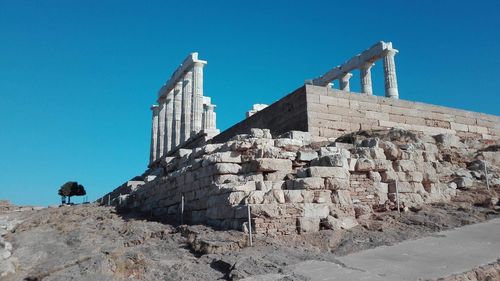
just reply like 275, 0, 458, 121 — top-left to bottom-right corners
102, 128, 499, 235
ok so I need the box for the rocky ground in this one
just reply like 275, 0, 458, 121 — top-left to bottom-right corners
1, 187, 499, 281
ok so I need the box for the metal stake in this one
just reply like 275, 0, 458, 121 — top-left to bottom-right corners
484, 161, 490, 191
180, 195, 185, 225
247, 204, 253, 247
107, 194, 111, 206
395, 179, 401, 214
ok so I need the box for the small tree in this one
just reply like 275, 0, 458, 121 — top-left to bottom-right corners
58, 181, 86, 204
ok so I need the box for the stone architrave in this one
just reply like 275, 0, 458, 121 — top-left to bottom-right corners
149, 105, 159, 163
339, 73, 353, 91
165, 92, 174, 152
172, 81, 183, 147
191, 62, 205, 136
360, 62, 374, 95
383, 49, 399, 99
181, 70, 193, 142
157, 99, 167, 158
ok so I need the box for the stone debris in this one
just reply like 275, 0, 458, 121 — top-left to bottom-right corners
97, 127, 500, 236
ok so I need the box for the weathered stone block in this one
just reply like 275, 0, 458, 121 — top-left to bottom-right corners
291, 177, 325, 190
297, 217, 320, 233
434, 134, 462, 148
333, 190, 352, 206
284, 190, 304, 203
202, 151, 242, 166
407, 171, 423, 183
325, 177, 350, 190
274, 138, 303, 148
308, 167, 350, 179
303, 203, 330, 218
311, 154, 347, 168
355, 158, 375, 172
395, 160, 416, 172
214, 163, 242, 174
297, 150, 319, 161
313, 191, 332, 203
252, 158, 293, 172
323, 216, 358, 230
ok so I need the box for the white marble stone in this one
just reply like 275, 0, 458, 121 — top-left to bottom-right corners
191, 61, 205, 136
383, 49, 399, 99
360, 62, 374, 95
339, 73, 353, 92
172, 81, 182, 147
157, 99, 167, 157
165, 92, 174, 152
149, 105, 159, 164
181, 70, 193, 142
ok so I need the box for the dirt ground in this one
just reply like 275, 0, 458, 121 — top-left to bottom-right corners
1, 187, 499, 281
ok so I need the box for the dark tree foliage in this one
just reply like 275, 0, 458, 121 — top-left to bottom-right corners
58, 181, 86, 204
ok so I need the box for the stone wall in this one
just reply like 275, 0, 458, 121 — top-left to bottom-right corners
305, 85, 499, 140
103, 128, 498, 235
212, 87, 308, 143
212, 85, 499, 143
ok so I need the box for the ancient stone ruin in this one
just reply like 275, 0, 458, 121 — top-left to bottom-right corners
100, 41, 500, 235
149, 52, 219, 164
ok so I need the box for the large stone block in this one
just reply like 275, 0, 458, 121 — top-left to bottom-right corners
290, 177, 325, 190
247, 190, 266, 204
284, 190, 304, 203
252, 158, 293, 172
297, 217, 320, 233
355, 158, 375, 172
333, 190, 352, 206
303, 203, 330, 218
297, 150, 319, 161
307, 167, 350, 179
325, 178, 350, 190
202, 151, 242, 166
311, 154, 347, 168
394, 160, 416, 172
214, 163, 242, 174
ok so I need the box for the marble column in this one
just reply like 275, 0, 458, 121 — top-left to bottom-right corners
339, 73, 353, 92
172, 81, 182, 148
360, 62, 374, 95
149, 105, 159, 164
383, 49, 399, 99
191, 62, 205, 136
181, 70, 193, 142
157, 98, 167, 158
165, 92, 174, 153
202, 104, 216, 130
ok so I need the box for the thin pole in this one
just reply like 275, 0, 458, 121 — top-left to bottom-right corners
247, 204, 253, 247
107, 195, 110, 206
119, 194, 122, 205
484, 161, 490, 191
181, 195, 185, 225
395, 179, 401, 214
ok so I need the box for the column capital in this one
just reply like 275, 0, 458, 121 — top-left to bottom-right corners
150, 104, 159, 110
194, 61, 207, 68
383, 48, 399, 57
340, 72, 353, 80
361, 62, 375, 70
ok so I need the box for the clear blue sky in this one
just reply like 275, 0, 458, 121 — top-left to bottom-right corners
1, 0, 499, 206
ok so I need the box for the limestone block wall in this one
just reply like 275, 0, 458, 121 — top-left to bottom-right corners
211, 87, 308, 143
212, 85, 499, 144
305, 84, 499, 140
104, 128, 497, 235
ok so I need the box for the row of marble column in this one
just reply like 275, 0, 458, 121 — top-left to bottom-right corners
150, 62, 217, 163
328, 49, 399, 99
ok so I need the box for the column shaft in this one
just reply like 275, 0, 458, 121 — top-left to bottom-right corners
383, 49, 399, 99
172, 82, 182, 148
165, 93, 174, 153
360, 63, 374, 95
191, 62, 205, 136
149, 105, 159, 164
181, 70, 193, 142
157, 99, 166, 158
339, 73, 353, 92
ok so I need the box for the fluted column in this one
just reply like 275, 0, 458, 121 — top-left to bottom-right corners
157, 98, 166, 158
339, 73, 353, 92
172, 81, 182, 148
165, 92, 174, 153
383, 49, 399, 99
181, 70, 193, 142
202, 104, 216, 130
191, 62, 205, 136
360, 62, 374, 95
149, 105, 159, 164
